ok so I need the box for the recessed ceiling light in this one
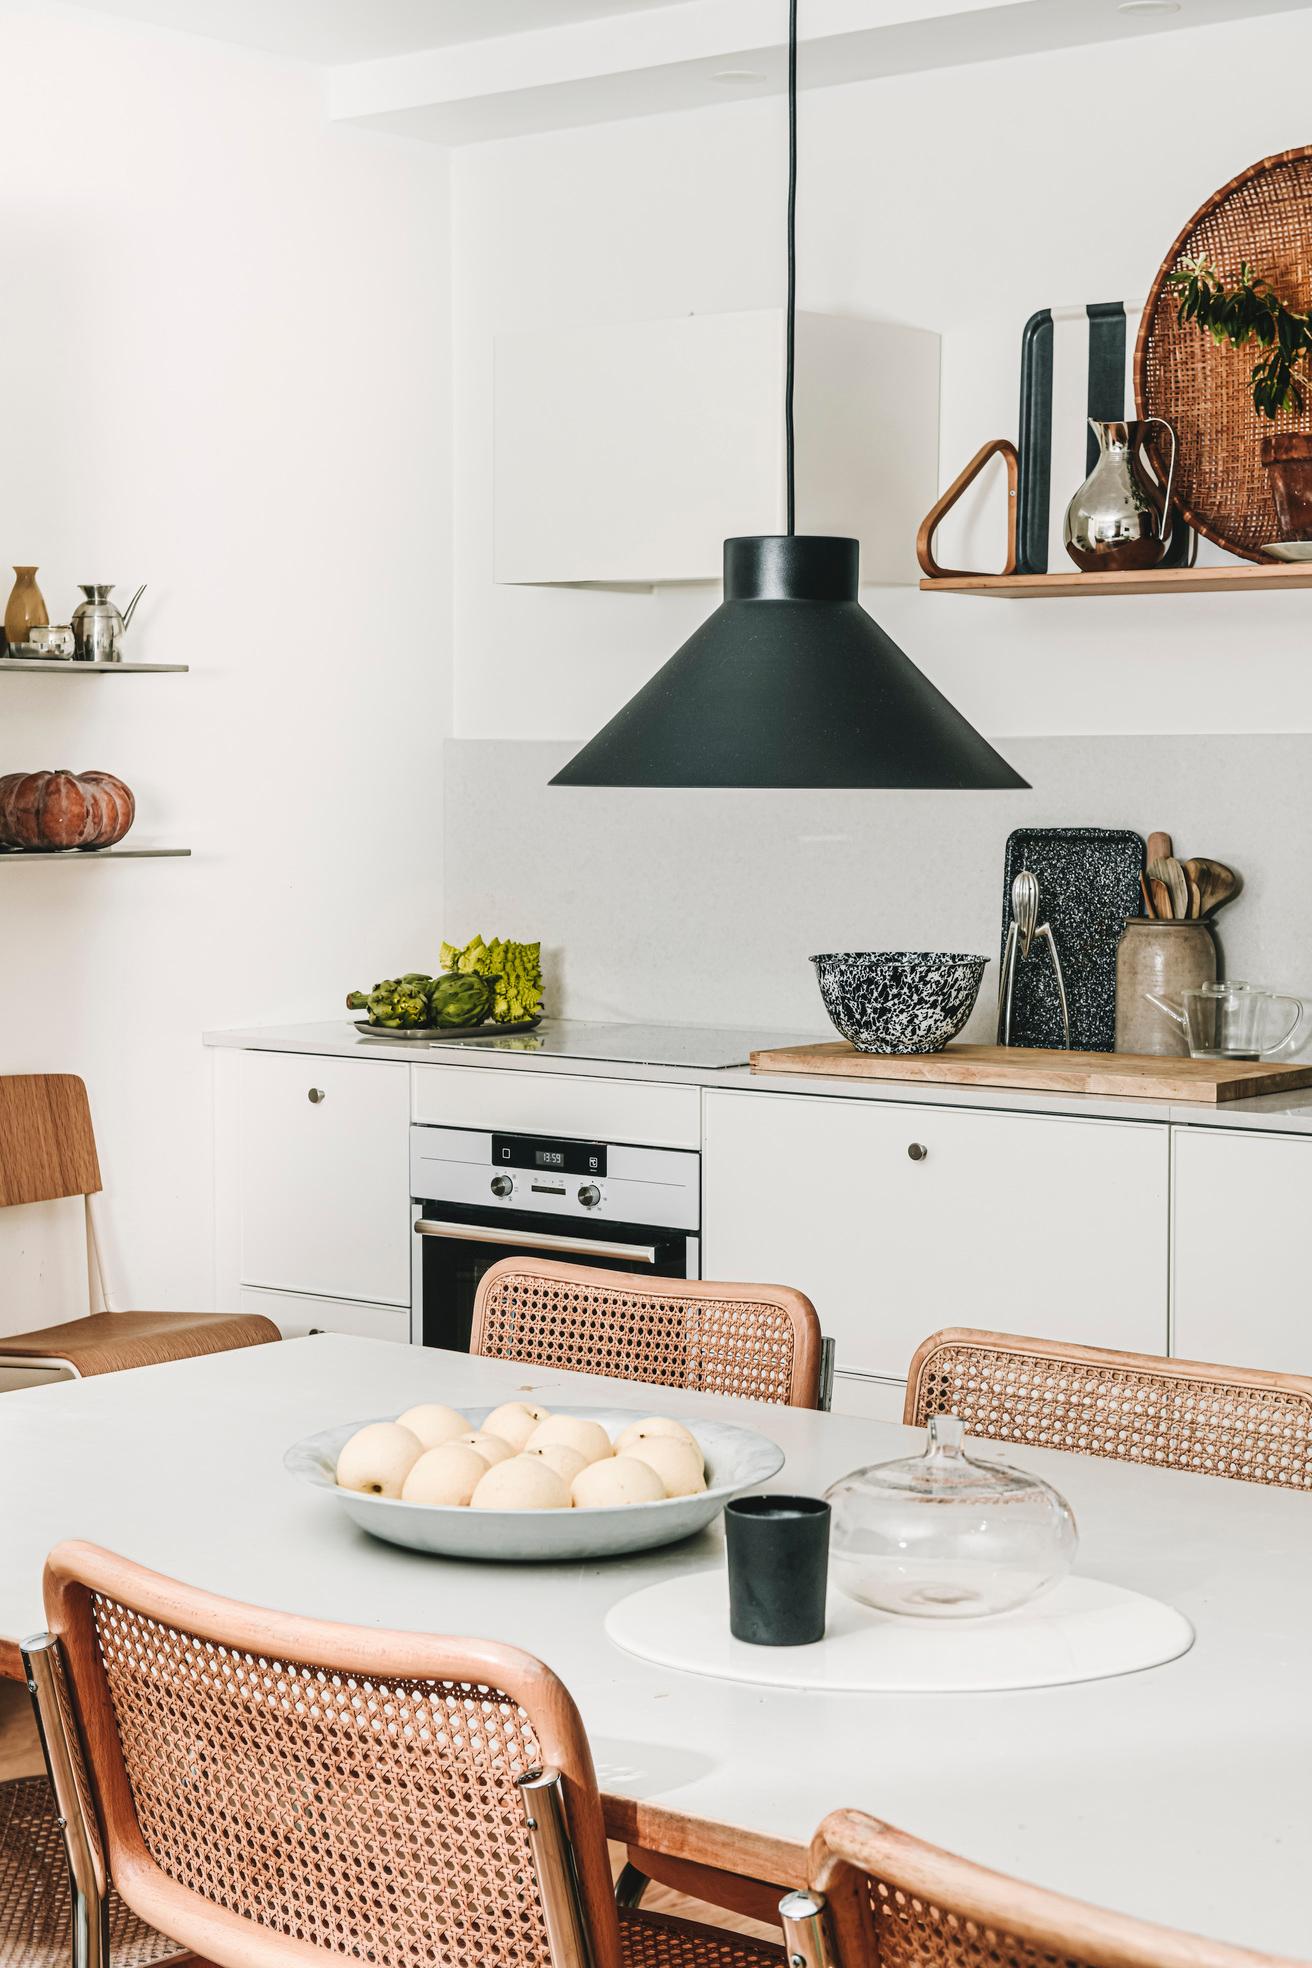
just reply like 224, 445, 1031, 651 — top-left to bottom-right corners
1118, 1, 1182, 14
711, 68, 767, 84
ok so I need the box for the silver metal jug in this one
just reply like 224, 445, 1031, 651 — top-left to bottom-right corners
1064, 419, 1177, 573
70, 584, 146, 663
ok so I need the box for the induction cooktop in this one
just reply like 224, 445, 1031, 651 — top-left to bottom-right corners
425, 1019, 814, 1070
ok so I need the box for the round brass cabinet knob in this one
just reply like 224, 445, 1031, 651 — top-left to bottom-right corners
907, 1142, 928, 1162
308, 1087, 326, 1104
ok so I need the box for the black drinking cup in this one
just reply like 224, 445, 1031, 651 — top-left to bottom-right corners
724, 1494, 831, 1646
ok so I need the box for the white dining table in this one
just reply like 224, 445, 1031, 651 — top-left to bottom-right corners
1, 1335, 1308, 1959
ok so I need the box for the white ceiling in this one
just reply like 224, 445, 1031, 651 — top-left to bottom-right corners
64, 0, 685, 64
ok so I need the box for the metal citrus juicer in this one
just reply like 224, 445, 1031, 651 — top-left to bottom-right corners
997, 868, 1071, 1047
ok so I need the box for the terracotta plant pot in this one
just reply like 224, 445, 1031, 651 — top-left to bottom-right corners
1261, 432, 1312, 541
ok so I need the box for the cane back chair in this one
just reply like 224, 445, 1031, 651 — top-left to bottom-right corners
904, 1327, 1312, 1490
472, 1257, 828, 1410
776, 1808, 1302, 1968
0, 1076, 277, 1388
34, 1541, 785, 1968
0, 1762, 191, 1968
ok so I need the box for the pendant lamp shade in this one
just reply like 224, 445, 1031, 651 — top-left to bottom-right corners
550, 536, 1029, 790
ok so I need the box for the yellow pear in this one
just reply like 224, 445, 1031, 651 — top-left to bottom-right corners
625, 1436, 706, 1498
481, 1401, 552, 1451
526, 1414, 612, 1465
456, 1431, 514, 1466
615, 1416, 703, 1472
336, 1422, 422, 1498
470, 1454, 570, 1510
571, 1455, 665, 1509
525, 1442, 589, 1485
396, 1403, 470, 1449
400, 1442, 489, 1506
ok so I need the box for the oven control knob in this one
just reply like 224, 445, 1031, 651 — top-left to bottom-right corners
578, 1184, 601, 1209
490, 1174, 514, 1198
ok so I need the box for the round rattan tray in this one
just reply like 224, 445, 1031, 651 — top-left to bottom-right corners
1136, 145, 1312, 562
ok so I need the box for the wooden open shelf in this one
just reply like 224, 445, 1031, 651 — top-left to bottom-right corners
920, 562, 1312, 599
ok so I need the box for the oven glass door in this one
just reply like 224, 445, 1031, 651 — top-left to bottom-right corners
417, 1201, 694, 1352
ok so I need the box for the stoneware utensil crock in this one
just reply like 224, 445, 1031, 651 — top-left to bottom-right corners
1115, 918, 1217, 1056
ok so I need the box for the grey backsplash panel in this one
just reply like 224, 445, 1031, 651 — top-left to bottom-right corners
444, 736, 1312, 1048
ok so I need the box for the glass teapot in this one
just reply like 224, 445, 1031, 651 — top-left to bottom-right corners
824, 1415, 1077, 1620
1146, 980, 1303, 1060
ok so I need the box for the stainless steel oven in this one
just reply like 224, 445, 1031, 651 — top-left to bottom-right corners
410, 1124, 700, 1351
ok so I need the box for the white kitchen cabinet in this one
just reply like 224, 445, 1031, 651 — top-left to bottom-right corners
703, 1090, 1169, 1382
239, 1288, 410, 1344
1172, 1127, 1312, 1373
235, 1052, 410, 1307
493, 309, 939, 587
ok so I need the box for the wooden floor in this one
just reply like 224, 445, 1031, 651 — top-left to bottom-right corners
1, 1679, 778, 1947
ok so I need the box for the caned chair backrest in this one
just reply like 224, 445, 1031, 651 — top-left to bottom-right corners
43, 1541, 622, 1968
472, 1256, 824, 1407
807, 1808, 1299, 1968
904, 1326, 1312, 1490
0, 1075, 101, 1208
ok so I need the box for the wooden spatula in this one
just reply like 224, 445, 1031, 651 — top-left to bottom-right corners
1147, 856, 1189, 920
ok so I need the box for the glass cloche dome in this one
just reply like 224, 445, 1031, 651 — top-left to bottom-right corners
825, 1415, 1078, 1619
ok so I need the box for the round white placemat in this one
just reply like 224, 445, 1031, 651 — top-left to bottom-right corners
604, 1571, 1193, 1692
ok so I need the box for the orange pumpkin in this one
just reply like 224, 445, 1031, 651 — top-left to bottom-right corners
0, 769, 137, 850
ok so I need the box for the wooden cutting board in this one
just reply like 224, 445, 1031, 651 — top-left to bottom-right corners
749, 1041, 1312, 1104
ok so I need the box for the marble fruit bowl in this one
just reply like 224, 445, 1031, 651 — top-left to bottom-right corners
811, 949, 988, 1055
287, 1404, 785, 1561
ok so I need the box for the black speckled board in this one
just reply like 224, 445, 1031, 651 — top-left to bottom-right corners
1001, 828, 1145, 1052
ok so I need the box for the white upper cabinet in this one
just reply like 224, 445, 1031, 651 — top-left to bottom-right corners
703, 1090, 1170, 1381
493, 309, 939, 587
1172, 1128, 1312, 1374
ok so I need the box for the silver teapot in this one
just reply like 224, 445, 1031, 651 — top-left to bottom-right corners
1064, 419, 1177, 573
70, 583, 146, 663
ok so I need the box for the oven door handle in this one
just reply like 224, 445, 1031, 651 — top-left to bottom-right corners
412, 1219, 659, 1265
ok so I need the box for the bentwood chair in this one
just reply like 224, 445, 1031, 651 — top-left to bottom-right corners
0, 1075, 277, 1388
472, 1256, 829, 1410
776, 1808, 1301, 1968
31, 1540, 786, 1968
904, 1326, 1312, 1490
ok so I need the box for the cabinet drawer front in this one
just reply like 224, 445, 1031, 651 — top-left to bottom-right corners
239, 1287, 410, 1344
412, 1066, 699, 1148
703, 1089, 1168, 1379
238, 1053, 410, 1305
1173, 1128, 1312, 1374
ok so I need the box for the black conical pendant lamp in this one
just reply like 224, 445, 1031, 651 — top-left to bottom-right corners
552, 0, 1027, 792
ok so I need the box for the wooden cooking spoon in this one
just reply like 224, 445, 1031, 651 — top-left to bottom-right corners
1184, 857, 1241, 916
1149, 875, 1174, 920
1147, 831, 1173, 867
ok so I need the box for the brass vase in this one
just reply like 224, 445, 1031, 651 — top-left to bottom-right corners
3, 567, 49, 653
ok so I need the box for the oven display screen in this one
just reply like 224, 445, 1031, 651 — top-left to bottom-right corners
492, 1132, 607, 1178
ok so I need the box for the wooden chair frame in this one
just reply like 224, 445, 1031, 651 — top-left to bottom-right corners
780, 1808, 1302, 1968
0, 1075, 276, 1383
904, 1326, 1312, 1488
35, 1542, 785, 1968
472, 1256, 827, 1410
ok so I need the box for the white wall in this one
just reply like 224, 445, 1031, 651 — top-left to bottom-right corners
450, 11, 1312, 744
0, 3, 451, 1326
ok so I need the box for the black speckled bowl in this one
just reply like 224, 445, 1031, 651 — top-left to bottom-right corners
810, 950, 988, 1055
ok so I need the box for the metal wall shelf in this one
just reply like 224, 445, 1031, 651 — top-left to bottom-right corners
0, 847, 191, 861
0, 657, 188, 673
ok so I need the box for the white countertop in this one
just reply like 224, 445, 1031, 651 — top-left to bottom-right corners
4, 1336, 1309, 1958
203, 1019, 1312, 1138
